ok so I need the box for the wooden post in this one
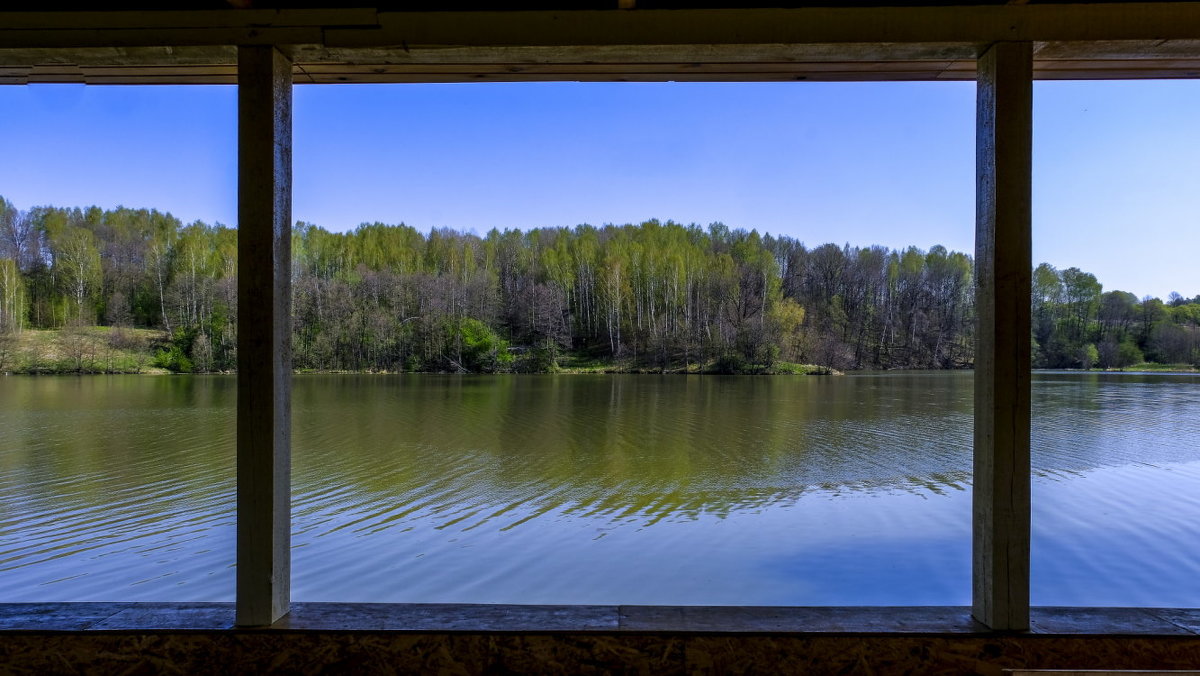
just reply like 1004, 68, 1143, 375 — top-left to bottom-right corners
236, 45, 292, 627
974, 41, 1032, 632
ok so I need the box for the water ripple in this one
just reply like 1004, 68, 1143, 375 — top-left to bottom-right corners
3, 372, 1199, 605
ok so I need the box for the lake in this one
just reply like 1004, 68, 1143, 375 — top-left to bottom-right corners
2, 372, 1198, 606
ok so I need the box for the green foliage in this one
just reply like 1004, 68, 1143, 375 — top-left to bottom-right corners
712, 352, 749, 375
151, 328, 197, 372
1118, 339, 1144, 368
515, 341, 561, 373
2, 194, 1198, 375
0, 257, 27, 333
0, 326, 159, 374
153, 344, 194, 373
458, 318, 513, 373
1079, 343, 1099, 370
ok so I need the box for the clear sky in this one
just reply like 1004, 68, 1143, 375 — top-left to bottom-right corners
0, 79, 1196, 300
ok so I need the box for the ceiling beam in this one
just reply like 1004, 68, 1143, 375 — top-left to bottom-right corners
0, 5, 1198, 82
0, 4, 1198, 50
344, 5, 1200, 48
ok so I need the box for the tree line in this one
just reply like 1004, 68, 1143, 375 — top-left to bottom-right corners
1, 196, 1197, 373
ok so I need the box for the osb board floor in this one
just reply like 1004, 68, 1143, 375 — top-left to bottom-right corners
2, 604, 1200, 634
3, 631, 1200, 674
3, 605, 1200, 674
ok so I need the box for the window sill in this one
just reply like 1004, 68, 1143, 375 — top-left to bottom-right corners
3, 603, 1198, 636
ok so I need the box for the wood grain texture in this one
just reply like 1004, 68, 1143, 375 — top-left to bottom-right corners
4, 630, 1200, 674
236, 45, 292, 628
974, 41, 1033, 633
4, 604, 1200, 635
0, 5, 1200, 83
3, 36, 1200, 82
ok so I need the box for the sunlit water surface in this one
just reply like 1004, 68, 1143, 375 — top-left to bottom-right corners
2, 372, 1198, 606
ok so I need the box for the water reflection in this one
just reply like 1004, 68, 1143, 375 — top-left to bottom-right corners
1, 372, 1198, 605
293, 374, 975, 529
0, 376, 235, 600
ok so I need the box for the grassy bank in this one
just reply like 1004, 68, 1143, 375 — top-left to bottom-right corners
0, 327, 171, 374
1094, 362, 1199, 374
553, 354, 840, 375
1, 326, 842, 376
11, 327, 1197, 376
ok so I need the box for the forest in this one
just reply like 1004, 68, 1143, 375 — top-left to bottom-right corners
1, 196, 1198, 374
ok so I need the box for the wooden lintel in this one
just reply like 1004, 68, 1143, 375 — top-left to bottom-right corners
0, 5, 1198, 52
0, 27, 326, 49
339, 5, 1200, 48
0, 9, 378, 31
0, 7, 1197, 83
3, 55, 1199, 84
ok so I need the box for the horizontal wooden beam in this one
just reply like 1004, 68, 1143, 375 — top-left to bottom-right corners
343, 5, 1200, 48
0, 9, 378, 31
0, 6, 1198, 82
0, 5, 1197, 50
4, 56, 1200, 84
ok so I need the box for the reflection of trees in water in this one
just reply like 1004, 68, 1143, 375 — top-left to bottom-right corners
0, 376, 236, 578
294, 466, 980, 537
1033, 373, 1200, 471
291, 373, 1200, 534
7, 372, 1200, 543
287, 374, 983, 533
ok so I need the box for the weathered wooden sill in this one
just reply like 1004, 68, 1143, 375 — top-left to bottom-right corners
5, 604, 1200, 673
3, 603, 1199, 635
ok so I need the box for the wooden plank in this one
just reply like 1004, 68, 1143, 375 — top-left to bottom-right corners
27, 74, 85, 83
1, 37, 1200, 83
82, 75, 238, 85
974, 41, 1033, 632
0, 9, 378, 30
333, 5, 1200, 48
1034, 69, 1200, 80
1035, 58, 1200, 71
5, 55, 1197, 84
79, 65, 238, 76
293, 42, 979, 65
294, 60, 958, 74
236, 44, 292, 628
1, 5, 1200, 51
0, 45, 237, 66
1035, 39, 1200, 60
0, 27, 326, 49
294, 72, 945, 83
13, 57, 1196, 84
49, 57, 1200, 77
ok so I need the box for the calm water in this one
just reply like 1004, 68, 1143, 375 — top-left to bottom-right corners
1, 372, 1198, 606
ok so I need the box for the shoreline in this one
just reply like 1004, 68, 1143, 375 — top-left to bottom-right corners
9, 364, 1200, 377
3, 366, 846, 377
4, 326, 1196, 376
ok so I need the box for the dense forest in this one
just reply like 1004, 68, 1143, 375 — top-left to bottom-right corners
1, 196, 1198, 374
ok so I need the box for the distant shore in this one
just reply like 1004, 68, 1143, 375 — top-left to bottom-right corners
0, 327, 841, 376
7, 327, 1196, 377
1080, 365, 1198, 374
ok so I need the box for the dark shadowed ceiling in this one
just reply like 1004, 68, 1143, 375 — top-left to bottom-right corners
1, 2, 1198, 83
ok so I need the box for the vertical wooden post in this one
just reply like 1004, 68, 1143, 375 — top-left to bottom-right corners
236, 45, 292, 627
974, 41, 1033, 632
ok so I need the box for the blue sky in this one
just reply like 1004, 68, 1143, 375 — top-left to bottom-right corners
0, 80, 1196, 299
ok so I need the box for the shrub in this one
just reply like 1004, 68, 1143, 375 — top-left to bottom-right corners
458, 318, 513, 373
153, 344, 194, 372
1117, 339, 1143, 368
